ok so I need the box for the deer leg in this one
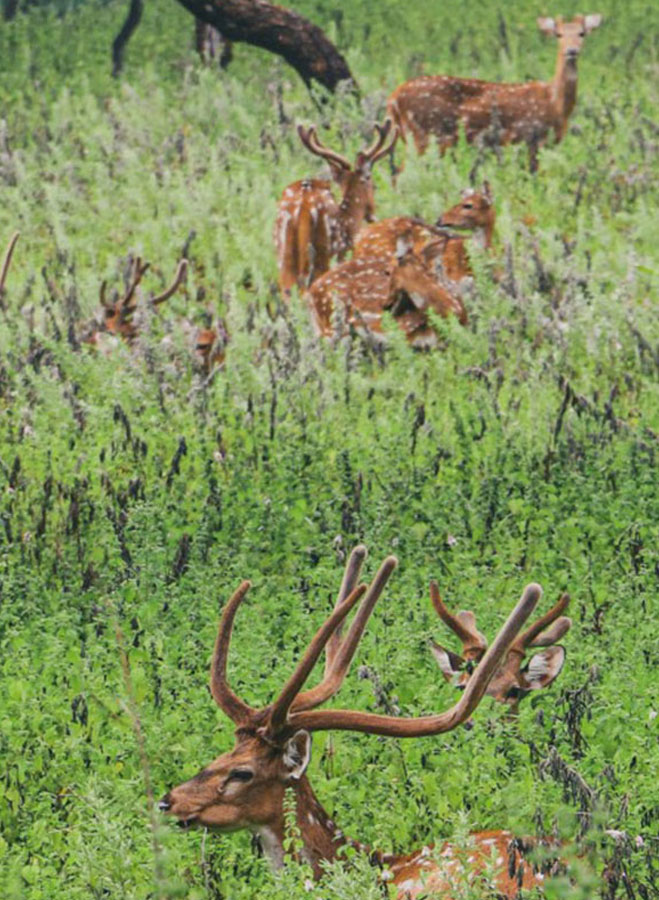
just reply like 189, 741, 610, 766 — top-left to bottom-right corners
528, 139, 540, 174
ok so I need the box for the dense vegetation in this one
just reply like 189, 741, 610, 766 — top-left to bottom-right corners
1, 0, 658, 897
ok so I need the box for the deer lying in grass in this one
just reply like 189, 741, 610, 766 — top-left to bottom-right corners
430, 584, 570, 715
83, 257, 188, 347
308, 235, 467, 348
274, 120, 397, 296
354, 183, 495, 287
160, 546, 566, 897
387, 15, 602, 171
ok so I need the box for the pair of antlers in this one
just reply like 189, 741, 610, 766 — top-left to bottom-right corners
210, 547, 553, 741
432, 583, 570, 673
100, 256, 189, 317
297, 119, 398, 172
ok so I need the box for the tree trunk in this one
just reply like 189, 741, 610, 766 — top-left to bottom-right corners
112, 0, 144, 77
175, 0, 354, 91
3, 0, 20, 21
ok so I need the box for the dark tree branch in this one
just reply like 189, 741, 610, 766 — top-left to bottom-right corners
112, 0, 144, 78
174, 0, 354, 91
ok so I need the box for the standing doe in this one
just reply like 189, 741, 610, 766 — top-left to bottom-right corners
387, 15, 602, 171
160, 547, 567, 898
274, 120, 397, 296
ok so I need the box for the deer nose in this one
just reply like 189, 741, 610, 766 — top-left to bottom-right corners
159, 795, 172, 812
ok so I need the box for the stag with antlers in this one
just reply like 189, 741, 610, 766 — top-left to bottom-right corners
83, 256, 188, 346
387, 15, 602, 172
161, 547, 567, 897
274, 120, 398, 296
430, 583, 571, 714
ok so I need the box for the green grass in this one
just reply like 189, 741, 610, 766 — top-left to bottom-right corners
0, 0, 658, 897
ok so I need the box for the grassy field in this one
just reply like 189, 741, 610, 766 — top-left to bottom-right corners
0, 0, 658, 897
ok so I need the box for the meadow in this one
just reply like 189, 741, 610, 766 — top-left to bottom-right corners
0, 0, 658, 896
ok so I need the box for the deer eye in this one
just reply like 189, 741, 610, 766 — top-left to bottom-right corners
462, 202, 474, 209
228, 769, 254, 782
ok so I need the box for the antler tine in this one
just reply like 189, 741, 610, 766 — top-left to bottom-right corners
288, 583, 541, 737
210, 581, 257, 724
325, 545, 368, 673
298, 123, 351, 171
511, 593, 570, 652
430, 582, 487, 660
267, 584, 367, 735
0, 231, 20, 296
152, 259, 188, 307
292, 555, 398, 712
122, 256, 150, 311
368, 119, 399, 164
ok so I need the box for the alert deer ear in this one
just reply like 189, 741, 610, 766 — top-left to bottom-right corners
482, 180, 493, 203
430, 642, 465, 682
520, 646, 566, 691
537, 17, 557, 35
282, 730, 312, 780
583, 14, 602, 32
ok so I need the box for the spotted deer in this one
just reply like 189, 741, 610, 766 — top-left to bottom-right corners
274, 120, 397, 296
308, 236, 467, 348
160, 546, 565, 898
387, 15, 602, 172
429, 583, 570, 715
83, 257, 188, 346
354, 183, 495, 286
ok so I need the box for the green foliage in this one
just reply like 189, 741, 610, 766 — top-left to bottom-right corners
0, 0, 658, 897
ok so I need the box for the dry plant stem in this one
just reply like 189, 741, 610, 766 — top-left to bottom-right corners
0, 231, 20, 297
114, 621, 167, 898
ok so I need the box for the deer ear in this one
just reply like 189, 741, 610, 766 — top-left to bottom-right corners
583, 14, 602, 32
482, 180, 493, 203
282, 730, 312, 780
430, 642, 465, 682
537, 17, 557, 35
520, 646, 566, 691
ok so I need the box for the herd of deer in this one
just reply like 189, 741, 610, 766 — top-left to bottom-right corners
159, 16, 604, 898
2, 15, 604, 897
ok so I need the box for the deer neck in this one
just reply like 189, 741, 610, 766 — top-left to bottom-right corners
338, 190, 368, 246
551, 51, 579, 127
255, 776, 355, 878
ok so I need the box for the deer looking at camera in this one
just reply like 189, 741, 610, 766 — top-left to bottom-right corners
430, 584, 571, 715
83, 257, 188, 346
387, 15, 602, 172
308, 236, 467, 348
354, 183, 495, 287
161, 546, 566, 898
274, 120, 398, 296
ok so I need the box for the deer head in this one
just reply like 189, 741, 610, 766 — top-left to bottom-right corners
160, 549, 541, 840
436, 184, 496, 249
537, 14, 603, 61
430, 583, 571, 714
297, 120, 397, 224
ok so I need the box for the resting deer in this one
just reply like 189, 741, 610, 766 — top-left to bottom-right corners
429, 584, 571, 715
308, 237, 467, 348
274, 120, 397, 296
387, 15, 602, 171
354, 183, 495, 286
160, 546, 565, 898
83, 257, 188, 346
